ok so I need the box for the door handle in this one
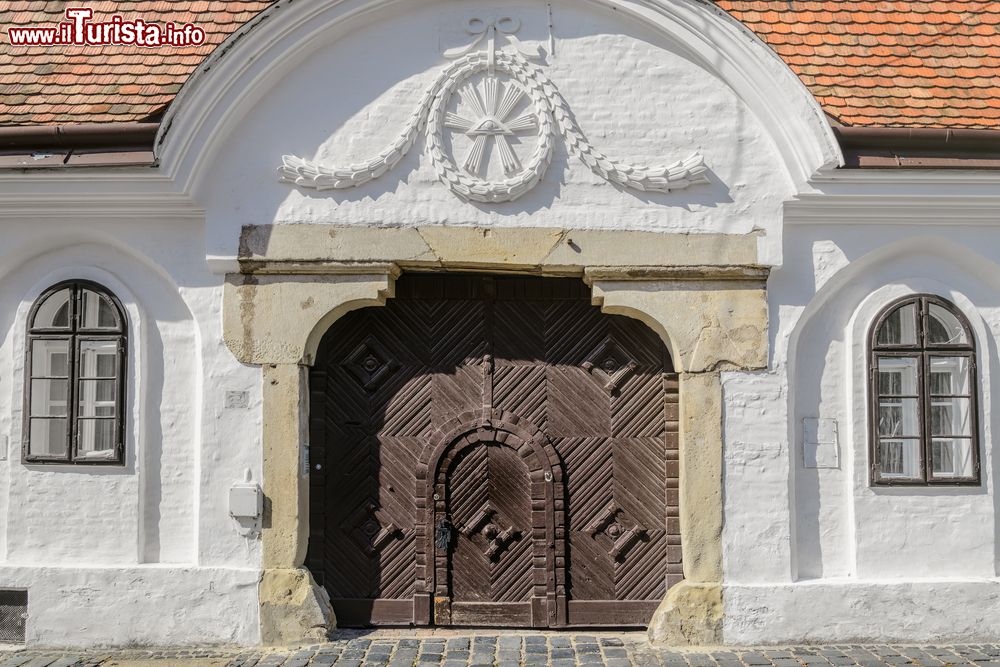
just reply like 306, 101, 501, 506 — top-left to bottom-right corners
435, 518, 453, 550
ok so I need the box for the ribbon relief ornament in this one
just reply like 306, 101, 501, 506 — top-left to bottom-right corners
278, 17, 709, 203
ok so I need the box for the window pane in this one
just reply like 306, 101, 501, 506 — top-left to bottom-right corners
78, 340, 118, 378
30, 379, 68, 417
929, 356, 971, 395
879, 439, 921, 480
32, 288, 71, 329
877, 357, 919, 395
79, 289, 120, 330
31, 339, 69, 377
78, 380, 117, 417
877, 303, 917, 345
879, 398, 920, 437
28, 418, 68, 458
930, 438, 975, 479
77, 419, 116, 457
927, 303, 968, 345
930, 396, 972, 436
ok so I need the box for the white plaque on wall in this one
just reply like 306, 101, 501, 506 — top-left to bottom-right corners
802, 418, 840, 469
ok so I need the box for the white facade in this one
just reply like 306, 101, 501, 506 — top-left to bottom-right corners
0, 0, 997, 647
724, 213, 1000, 643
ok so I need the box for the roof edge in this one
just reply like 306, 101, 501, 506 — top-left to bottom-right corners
1, 122, 999, 170
835, 127, 1000, 169
0, 123, 159, 150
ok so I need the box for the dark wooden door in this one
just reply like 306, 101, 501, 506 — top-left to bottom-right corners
308, 275, 680, 628
445, 443, 534, 626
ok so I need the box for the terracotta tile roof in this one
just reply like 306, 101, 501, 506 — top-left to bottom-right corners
716, 1, 1000, 129
0, 1, 997, 129
0, 1, 271, 125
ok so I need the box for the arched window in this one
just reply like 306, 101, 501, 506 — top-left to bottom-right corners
870, 295, 979, 485
24, 281, 127, 465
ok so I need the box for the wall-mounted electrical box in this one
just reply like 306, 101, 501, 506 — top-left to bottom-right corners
229, 483, 263, 519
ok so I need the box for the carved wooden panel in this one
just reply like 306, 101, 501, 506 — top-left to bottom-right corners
308, 274, 679, 627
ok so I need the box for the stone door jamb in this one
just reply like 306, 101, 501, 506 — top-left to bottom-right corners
222, 226, 768, 646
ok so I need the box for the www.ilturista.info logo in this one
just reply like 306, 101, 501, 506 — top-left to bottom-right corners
7, 8, 206, 47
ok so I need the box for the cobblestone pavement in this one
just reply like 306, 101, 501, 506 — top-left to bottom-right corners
5, 633, 1000, 667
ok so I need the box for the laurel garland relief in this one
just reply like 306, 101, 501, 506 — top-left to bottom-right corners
278, 16, 709, 203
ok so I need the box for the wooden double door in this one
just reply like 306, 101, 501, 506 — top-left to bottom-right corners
308, 275, 681, 627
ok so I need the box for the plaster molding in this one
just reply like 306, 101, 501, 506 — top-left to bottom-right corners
0, 191, 202, 221
786, 194, 1000, 225
811, 167, 1000, 187
155, 0, 840, 193
278, 42, 707, 202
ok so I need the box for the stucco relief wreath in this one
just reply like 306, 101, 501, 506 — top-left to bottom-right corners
278, 19, 709, 203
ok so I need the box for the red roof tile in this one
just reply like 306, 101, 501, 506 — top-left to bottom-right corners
717, 1, 1000, 129
0, 1, 997, 129
0, 1, 271, 125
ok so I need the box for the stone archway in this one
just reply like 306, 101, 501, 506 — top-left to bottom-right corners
222, 224, 769, 645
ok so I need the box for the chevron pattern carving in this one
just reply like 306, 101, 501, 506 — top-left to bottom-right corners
308, 275, 680, 627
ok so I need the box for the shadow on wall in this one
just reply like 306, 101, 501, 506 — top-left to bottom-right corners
199, 0, 757, 246
780, 233, 1000, 581
0, 240, 199, 566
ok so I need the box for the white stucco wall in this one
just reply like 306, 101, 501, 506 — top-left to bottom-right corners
723, 222, 1000, 644
0, 221, 262, 646
195, 0, 795, 262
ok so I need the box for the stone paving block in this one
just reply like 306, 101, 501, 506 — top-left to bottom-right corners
46, 659, 83, 667
498, 636, 521, 649
255, 657, 286, 667
773, 658, 802, 667
21, 658, 60, 667
632, 652, 663, 667
660, 652, 689, 667
18, 637, 1000, 667
604, 659, 632, 667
